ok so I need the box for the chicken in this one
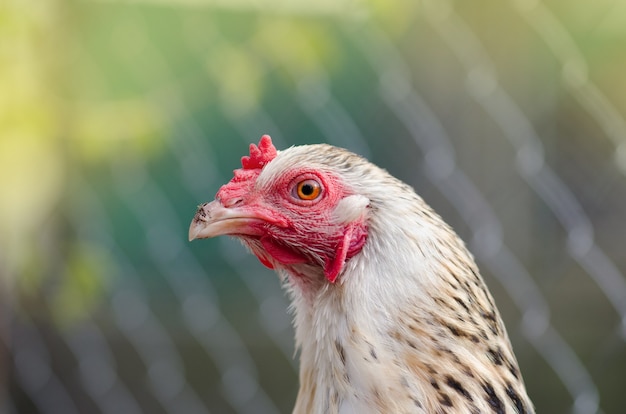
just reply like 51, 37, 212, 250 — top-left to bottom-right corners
189, 135, 534, 414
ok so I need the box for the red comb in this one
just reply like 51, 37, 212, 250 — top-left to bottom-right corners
216, 135, 277, 203
241, 135, 277, 170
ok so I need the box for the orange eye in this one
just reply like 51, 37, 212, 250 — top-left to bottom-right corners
295, 179, 322, 200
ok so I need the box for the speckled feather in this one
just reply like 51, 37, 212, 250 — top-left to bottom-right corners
195, 139, 534, 414
261, 144, 533, 414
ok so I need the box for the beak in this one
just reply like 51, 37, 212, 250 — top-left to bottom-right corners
188, 200, 270, 241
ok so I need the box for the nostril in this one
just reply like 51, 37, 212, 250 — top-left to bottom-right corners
196, 203, 210, 219
223, 197, 243, 208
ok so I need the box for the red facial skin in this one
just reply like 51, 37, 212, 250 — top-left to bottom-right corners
215, 166, 368, 283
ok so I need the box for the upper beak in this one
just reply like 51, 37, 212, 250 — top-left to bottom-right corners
188, 200, 266, 241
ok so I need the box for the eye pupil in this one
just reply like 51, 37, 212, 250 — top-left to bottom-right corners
301, 184, 314, 195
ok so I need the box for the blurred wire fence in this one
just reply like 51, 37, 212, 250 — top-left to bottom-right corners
2, 0, 626, 413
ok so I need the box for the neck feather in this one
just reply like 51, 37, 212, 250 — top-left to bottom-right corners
283, 203, 533, 413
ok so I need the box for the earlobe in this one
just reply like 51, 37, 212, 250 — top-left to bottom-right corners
332, 195, 369, 224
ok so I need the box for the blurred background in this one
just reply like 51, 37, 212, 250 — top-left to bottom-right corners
2, 0, 626, 413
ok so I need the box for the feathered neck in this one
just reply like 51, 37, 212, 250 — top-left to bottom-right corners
281, 194, 533, 413
282, 198, 446, 411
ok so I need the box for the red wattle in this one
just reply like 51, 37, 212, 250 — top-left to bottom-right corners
254, 252, 275, 269
260, 236, 308, 265
324, 222, 368, 283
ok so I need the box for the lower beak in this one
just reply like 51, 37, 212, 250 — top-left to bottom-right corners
188, 200, 265, 241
